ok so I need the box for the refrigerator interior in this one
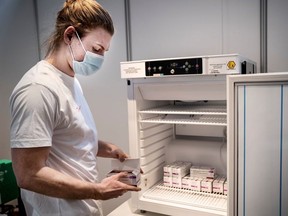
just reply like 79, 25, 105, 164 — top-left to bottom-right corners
127, 75, 228, 216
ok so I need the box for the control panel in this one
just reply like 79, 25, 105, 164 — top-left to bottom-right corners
120, 54, 257, 79
145, 58, 203, 76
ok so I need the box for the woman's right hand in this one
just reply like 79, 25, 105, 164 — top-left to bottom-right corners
97, 172, 141, 200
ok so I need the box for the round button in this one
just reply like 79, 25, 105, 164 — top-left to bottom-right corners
170, 69, 175, 74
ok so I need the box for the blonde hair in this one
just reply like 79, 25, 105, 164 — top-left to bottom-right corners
45, 0, 114, 57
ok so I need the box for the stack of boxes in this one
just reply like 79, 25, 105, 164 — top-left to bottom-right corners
163, 161, 227, 195
163, 161, 191, 188
190, 166, 215, 193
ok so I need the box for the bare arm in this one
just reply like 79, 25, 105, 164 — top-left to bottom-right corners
12, 147, 140, 200
97, 140, 128, 162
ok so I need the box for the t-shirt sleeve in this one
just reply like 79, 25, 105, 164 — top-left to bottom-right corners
10, 83, 58, 148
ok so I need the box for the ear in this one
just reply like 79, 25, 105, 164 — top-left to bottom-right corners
63, 26, 76, 45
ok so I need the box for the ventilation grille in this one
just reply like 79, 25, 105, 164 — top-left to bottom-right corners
143, 182, 227, 212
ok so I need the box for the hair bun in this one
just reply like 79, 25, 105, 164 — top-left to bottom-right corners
64, 0, 77, 7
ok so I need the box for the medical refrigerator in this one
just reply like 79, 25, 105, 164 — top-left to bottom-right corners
120, 55, 287, 216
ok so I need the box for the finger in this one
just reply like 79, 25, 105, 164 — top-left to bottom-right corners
105, 171, 127, 182
118, 153, 129, 162
113, 171, 128, 179
125, 185, 141, 192
112, 175, 141, 192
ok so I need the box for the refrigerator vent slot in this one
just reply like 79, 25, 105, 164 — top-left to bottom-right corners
143, 182, 227, 212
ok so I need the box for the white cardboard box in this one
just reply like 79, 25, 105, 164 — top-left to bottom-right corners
190, 166, 215, 179
201, 178, 213, 193
212, 176, 226, 194
189, 177, 202, 192
107, 159, 141, 186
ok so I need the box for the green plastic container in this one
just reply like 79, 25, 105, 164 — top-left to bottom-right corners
0, 159, 19, 204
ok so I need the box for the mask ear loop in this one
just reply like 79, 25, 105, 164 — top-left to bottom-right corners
68, 31, 88, 63
75, 31, 87, 52
68, 44, 76, 61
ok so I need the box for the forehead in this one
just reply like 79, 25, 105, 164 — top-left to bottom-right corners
83, 27, 112, 50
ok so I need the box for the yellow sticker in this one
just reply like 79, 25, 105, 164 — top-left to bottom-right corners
227, 61, 236, 70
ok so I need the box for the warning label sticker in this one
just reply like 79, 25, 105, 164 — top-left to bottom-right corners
209, 63, 226, 73
227, 61, 236, 70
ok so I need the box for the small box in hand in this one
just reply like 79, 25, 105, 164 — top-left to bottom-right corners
107, 158, 141, 186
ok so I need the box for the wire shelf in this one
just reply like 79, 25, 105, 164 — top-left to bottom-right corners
139, 102, 227, 116
143, 182, 227, 212
140, 114, 227, 126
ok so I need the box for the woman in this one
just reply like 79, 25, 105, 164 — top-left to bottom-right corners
9, 0, 140, 215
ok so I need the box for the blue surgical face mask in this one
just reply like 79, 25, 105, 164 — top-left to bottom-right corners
68, 32, 104, 76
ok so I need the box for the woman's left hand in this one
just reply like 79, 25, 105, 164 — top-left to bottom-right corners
110, 146, 129, 162
97, 140, 129, 162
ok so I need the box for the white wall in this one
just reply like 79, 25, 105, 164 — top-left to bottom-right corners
0, 0, 39, 159
268, 0, 288, 72
130, 0, 223, 59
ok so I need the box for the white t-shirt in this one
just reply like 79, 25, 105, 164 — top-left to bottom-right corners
10, 60, 102, 216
